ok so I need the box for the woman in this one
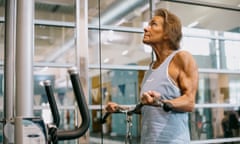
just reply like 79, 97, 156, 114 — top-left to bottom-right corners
106, 8, 198, 144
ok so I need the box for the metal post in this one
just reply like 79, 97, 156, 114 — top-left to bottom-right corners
4, 0, 16, 143
15, 0, 34, 143
76, 0, 89, 143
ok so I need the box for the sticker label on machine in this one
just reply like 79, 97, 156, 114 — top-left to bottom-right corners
22, 118, 47, 144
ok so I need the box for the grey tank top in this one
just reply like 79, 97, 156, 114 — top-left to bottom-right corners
140, 51, 190, 144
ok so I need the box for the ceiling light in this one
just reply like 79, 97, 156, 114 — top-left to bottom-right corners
103, 58, 110, 63
187, 21, 199, 28
37, 67, 48, 72
115, 19, 126, 25
122, 50, 129, 56
107, 30, 114, 42
36, 35, 51, 40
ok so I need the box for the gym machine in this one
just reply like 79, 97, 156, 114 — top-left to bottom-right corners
2, 68, 90, 144
43, 68, 90, 143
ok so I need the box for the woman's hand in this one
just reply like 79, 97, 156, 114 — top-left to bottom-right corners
141, 90, 161, 105
105, 102, 119, 112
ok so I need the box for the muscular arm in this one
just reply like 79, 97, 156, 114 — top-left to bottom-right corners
165, 51, 199, 112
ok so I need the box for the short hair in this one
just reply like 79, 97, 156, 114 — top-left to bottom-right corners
154, 9, 182, 50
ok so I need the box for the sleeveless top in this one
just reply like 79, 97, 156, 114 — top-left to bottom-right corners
140, 51, 190, 144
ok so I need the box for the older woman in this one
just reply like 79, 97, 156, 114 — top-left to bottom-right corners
106, 8, 199, 144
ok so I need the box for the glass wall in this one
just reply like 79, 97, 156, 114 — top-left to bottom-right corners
34, 1, 79, 143
0, 0, 5, 142
88, 0, 240, 144
0, 0, 240, 144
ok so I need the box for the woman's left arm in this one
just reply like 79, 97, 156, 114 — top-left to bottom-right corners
164, 51, 199, 112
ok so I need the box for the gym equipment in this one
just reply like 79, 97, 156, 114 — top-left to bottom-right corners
2, 67, 90, 144
43, 67, 90, 143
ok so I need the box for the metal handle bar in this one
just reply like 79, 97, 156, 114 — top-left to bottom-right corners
100, 103, 142, 124
43, 80, 60, 127
101, 101, 173, 124
57, 67, 90, 140
43, 67, 90, 141
101, 103, 144, 124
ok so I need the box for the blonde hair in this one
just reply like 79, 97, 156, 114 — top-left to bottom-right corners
154, 9, 182, 50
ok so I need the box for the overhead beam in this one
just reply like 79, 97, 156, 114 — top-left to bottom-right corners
163, 0, 240, 12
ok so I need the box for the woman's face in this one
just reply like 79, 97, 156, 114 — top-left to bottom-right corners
142, 16, 166, 45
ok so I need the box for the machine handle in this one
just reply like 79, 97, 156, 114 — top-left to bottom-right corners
57, 67, 90, 140
43, 80, 60, 127
101, 103, 143, 124
101, 102, 173, 124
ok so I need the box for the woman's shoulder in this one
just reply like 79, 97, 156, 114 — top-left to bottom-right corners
173, 50, 197, 69
173, 50, 195, 62
175, 50, 192, 57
